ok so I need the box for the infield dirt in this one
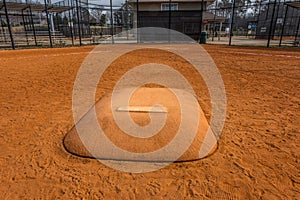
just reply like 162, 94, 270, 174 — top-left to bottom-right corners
0, 45, 299, 199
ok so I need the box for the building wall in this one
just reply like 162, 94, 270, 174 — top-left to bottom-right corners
136, 2, 204, 11
129, 0, 215, 41
138, 11, 202, 40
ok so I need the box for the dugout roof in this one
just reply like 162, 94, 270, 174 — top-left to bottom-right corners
285, 1, 300, 9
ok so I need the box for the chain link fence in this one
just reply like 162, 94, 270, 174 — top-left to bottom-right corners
0, 0, 299, 49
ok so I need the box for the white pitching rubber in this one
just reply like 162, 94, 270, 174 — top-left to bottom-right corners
116, 106, 167, 113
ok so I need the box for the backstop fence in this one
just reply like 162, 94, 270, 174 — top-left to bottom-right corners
0, 0, 299, 49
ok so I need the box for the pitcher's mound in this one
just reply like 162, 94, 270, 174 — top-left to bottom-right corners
63, 87, 217, 162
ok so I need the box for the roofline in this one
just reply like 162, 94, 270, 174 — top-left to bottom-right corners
285, 1, 300, 9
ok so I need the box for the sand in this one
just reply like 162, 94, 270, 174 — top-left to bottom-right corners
0, 45, 299, 199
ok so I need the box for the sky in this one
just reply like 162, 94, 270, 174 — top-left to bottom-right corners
89, 0, 124, 6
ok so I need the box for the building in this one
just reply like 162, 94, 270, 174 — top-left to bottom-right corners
128, 0, 225, 40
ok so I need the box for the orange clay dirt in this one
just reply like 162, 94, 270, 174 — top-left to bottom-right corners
0, 45, 299, 199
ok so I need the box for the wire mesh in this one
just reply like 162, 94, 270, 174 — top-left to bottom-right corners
0, 0, 299, 49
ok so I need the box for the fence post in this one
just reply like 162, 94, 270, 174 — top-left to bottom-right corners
267, 0, 277, 48
199, 0, 204, 42
21, 9, 29, 45
75, 0, 82, 46
279, 5, 288, 47
68, 0, 74, 45
87, 1, 91, 38
110, 0, 114, 44
3, 0, 15, 49
168, 0, 171, 30
28, 5, 37, 46
212, 0, 218, 42
44, 0, 53, 47
0, 13, 8, 43
229, 0, 236, 46
295, 16, 300, 42
168, 0, 171, 43
136, 0, 139, 43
